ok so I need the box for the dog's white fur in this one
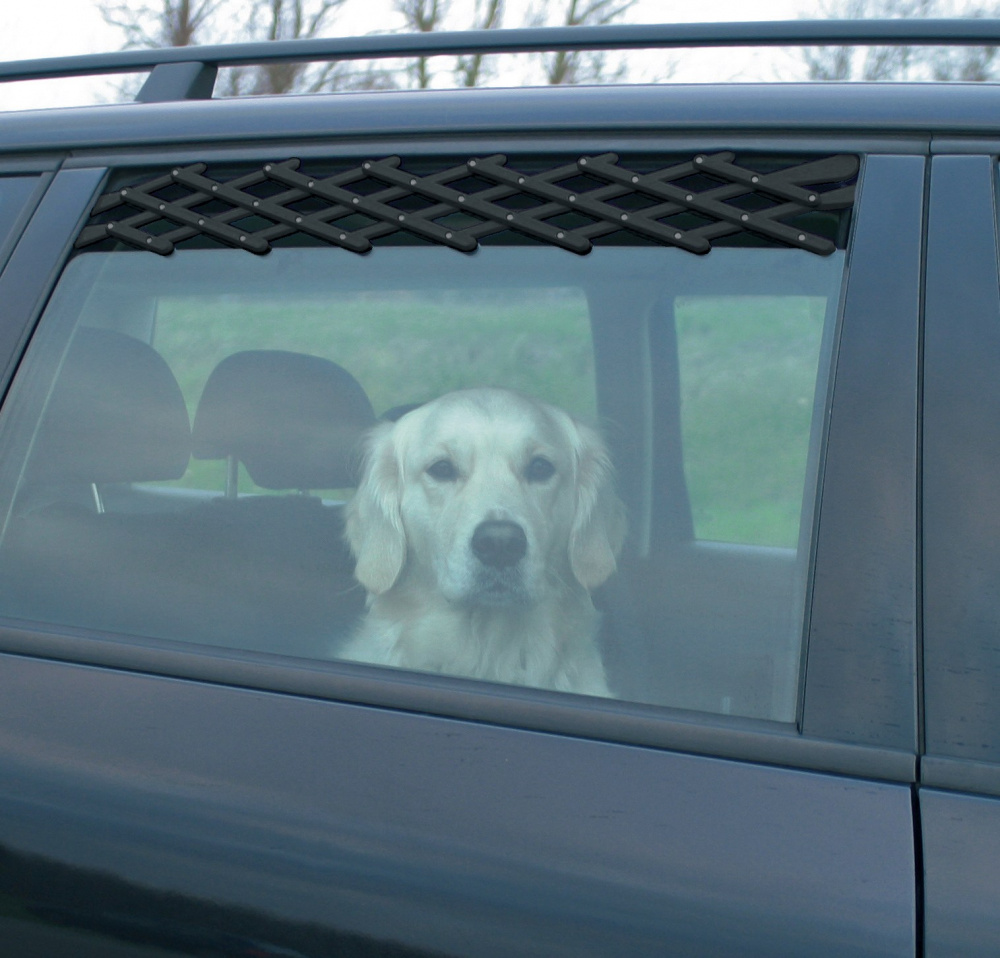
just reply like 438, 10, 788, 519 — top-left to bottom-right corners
339, 388, 626, 696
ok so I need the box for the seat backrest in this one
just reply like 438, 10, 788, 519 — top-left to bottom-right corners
1, 339, 373, 658
191, 349, 375, 492
0, 328, 195, 635
180, 350, 377, 652
25, 326, 191, 489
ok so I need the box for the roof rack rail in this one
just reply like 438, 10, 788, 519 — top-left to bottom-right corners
2, 19, 1000, 104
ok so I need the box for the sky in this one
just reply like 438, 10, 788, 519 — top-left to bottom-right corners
0, 0, 816, 111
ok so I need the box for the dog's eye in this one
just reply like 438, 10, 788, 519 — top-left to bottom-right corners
525, 456, 556, 483
426, 459, 459, 482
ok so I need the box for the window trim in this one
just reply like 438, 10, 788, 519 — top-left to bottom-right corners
0, 167, 106, 403
0, 620, 915, 783
800, 154, 922, 752
0, 172, 55, 279
0, 150, 924, 781
920, 153, 1000, 793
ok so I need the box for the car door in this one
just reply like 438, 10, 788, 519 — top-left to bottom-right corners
0, 140, 920, 957
922, 151, 1000, 957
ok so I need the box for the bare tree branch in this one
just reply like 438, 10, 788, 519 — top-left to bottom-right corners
240, 0, 349, 94
101, 0, 363, 94
99, 0, 223, 48
394, 0, 449, 88
799, 0, 1000, 81
930, 2, 1000, 79
531, 0, 637, 85
456, 0, 505, 87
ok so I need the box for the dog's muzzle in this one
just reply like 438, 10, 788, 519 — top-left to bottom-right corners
471, 520, 527, 568
468, 520, 530, 605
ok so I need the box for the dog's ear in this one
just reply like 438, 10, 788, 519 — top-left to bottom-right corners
568, 423, 627, 590
346, 422, 407, 594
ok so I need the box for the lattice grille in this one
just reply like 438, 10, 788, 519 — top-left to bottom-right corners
76, 152, 858, 257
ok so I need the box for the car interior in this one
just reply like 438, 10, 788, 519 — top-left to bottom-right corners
0, 234, 846, 724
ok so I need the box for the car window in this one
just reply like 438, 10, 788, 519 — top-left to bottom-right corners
676, 295, 829, 548
0, 153, 854, 722
151, 285, 595, 497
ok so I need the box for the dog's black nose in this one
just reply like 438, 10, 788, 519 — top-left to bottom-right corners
471, 520, 527, 568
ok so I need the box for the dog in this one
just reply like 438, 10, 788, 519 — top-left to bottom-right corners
338, 387, 626, 697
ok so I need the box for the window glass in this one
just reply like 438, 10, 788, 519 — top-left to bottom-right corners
152, 287, 595, 496
0, 168, 848, 723
676, 295, 828, 548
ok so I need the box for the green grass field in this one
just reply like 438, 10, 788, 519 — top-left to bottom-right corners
152, 290, 827, 549
156, 289, 596, 420
675, 296, 826, 548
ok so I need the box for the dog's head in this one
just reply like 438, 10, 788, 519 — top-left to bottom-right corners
346, 388, 626, 606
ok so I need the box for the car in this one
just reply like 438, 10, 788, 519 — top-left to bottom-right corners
0, 18, 998, 956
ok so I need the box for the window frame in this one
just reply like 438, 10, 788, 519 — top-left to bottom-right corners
0, 166, 96, 401
0, 142, 922, 784
800, 154, 922, 753
0, 169, 54, 280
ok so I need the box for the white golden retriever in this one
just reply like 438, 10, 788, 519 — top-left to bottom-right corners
339, 388, 626, 696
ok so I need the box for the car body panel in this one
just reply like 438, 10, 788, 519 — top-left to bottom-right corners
920, 150, 1000, 956
0, 651, 916, 957
0, 83, 999, 157
921, 790, 1000, 958
922, 153, 1000, 771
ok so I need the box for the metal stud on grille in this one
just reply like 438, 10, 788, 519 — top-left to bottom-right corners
76, 152, 858, 257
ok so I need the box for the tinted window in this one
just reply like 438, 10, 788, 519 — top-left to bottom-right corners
0, 155, 851, 722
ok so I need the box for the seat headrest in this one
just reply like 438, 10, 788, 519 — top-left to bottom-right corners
28, 328, 191, 484
191, 350, 375, 490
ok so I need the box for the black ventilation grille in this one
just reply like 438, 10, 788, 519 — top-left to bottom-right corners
76, 152, 858, 258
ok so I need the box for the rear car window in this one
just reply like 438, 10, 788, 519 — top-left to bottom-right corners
0, 152, 854, 722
